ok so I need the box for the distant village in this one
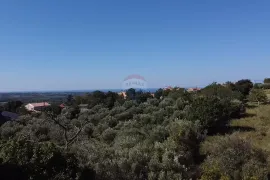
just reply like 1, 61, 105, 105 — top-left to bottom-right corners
0, 86, 202, 125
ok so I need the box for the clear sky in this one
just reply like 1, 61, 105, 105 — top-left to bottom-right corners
1, 0, 270, 92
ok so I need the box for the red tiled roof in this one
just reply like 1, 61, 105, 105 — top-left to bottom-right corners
187, 88, 201, 92
31, 102, 50, 107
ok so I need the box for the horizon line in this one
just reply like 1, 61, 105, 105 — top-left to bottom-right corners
0, 86, 206, 93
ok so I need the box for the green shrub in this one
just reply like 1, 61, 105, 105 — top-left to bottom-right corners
0, 140, 91, 180
235, 79, 254, 97
264, 78, 270, 84
185, 96, 232, 128
102, 128, 117, 143
201, 134, 268, 180
254, 83, 263, 89
248, 89, 267, 105
262, 83, 270, 89
175, 97, 188, 110
159, 98, 174, 108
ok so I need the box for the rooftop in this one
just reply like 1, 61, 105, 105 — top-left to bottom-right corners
29, 102, 50, 107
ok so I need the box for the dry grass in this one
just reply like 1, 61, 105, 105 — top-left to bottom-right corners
230, 105, 270, 150
200, 105, 270, 177
202, 104, 270, 155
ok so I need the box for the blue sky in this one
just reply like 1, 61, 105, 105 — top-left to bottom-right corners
1, 0, 270, 92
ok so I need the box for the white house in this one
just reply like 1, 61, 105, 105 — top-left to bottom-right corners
25, 102, 51, 111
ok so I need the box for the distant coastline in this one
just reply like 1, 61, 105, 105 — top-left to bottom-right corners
0, 88, 158, 94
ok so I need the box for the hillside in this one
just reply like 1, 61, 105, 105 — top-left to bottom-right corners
201, 104, 270, 179
1, 81, 270, 179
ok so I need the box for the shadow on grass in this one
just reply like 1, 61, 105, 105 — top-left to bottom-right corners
208, 125, 256, 136
241, 113, 257, 118
246, 104, 258, 109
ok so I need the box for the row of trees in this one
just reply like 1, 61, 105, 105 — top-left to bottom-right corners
0, 79, 269, 179
264, 78, 270, 84
0, 101, 23, 113
253, 78, 270, 89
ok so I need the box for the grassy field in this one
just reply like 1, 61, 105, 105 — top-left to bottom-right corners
230, 105, 270, 151
201, 104, 270, 167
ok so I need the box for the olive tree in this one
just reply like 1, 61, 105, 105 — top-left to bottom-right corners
248, 89, 267, 105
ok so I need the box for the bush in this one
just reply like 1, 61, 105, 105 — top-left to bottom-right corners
0, 121, 23, 139
102, 128, 117, 143
262, 83, 270, 89
201, 134, 268, 180
169, 119, 205, 147
168, 89, 185, 100
0, 140, 93, 180
159, 98, 174, 108
264, 78, 270, 84
230, 99, 245, 118
123, 100, 136, 109
175, 97, 188, 110
235, 79, 254, 97
146, 98, 160, 107
185, 96, 231, 128
84, 124, 94, 138
248, 89, 267, 105
201, 83, 233, 99
254, 83, 264, 89
115, 111, 133, 121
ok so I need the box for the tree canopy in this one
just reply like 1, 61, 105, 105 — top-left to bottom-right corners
0, 80, 268, 179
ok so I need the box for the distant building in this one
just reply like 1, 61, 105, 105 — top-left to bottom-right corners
118, 92, 127, 99
25, 102, 50, 112
59, 103, 65, 108
187, 88, 201, 92
163, 86, 173, 91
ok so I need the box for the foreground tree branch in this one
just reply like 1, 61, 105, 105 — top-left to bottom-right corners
47, 112, 90, 150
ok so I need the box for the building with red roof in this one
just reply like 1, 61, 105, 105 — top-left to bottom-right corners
25, 102, 51, 112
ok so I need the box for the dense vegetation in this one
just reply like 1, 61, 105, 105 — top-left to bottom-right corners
0, 79, 270, 179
